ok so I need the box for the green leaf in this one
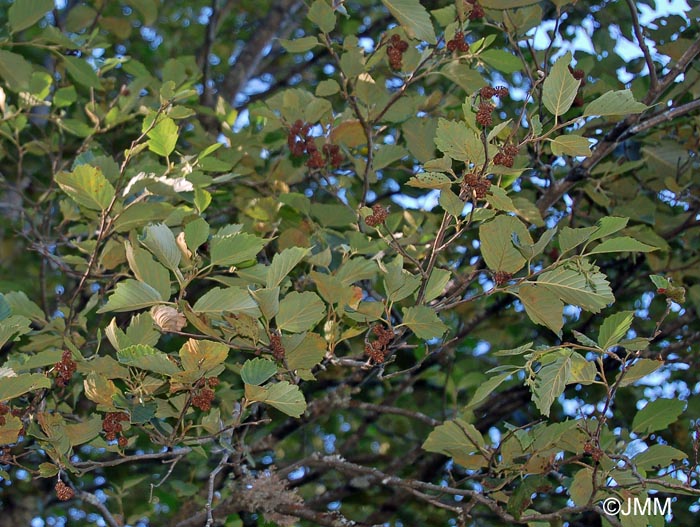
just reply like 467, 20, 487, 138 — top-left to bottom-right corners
542, 52, 579, 116
63, 56, 101, 89
276, 291, 325, 333
532, 352, 571, 416
0, 50, 33, 92
439, 187, 465, 217
117, 344, 180, 376
8, 0, 55, 33
5, 291, 45, 323
480, 49, 522, 74
569, 353, 598, 385
126, 312, 159, 347
192, 287, 260, 317
464, 371, 512, 410
55, 166, 115, 211
384, 256, 421, 302
307, 0, 336, 33
382, 0, 437, 44
531, 114, 543, 136
507, 475, 552, 520
241, 358, 278, 386
583, 90, 648, 117
97, 280, 163, 313
250, 287, 280, 320
479, 215, 532, 273
423, 419, 487, 469
113, 202, 175, 232
184, 217, 210, 253
194, 187, 211, 213
0, 294, 11, 321
569, 467, 594, 506
598, 311, 634, 350
550, 135, 591, 157
147, 116, 178, 157
247, 381, 306, 417
573, 333, 597, 351
493, 342, 534, 357
518, 284, 564, 336
406, 172, 451, 189
316, 79, 340, 96
587, 237, 657, 255
65, 416, 103, 447
279, 36, 319, 53
210, 233, 265, 266
140, 223, 182, 273
125, 242, 171, 300
589, 217, 628, 241
310, 203, 356, 227
0, 373, 51, 402
179, 339, 228, 372
537, 262, 614, 313
634, 444, 687, 471
558, 226, 597, 253
434, 119, 485, 164
373, 145, 408, 170
423, 269, 451, 303
335, 258, 377, 285
401, 305, 447, 340
263, 381, 307, 417
486, 185, 515, 212
267, 247, 309, 288
83, 371, 119, 406
632, 399, 685, 436
285, 333, 326, 371
0, 415, 23, 445
618, 358, 663, 387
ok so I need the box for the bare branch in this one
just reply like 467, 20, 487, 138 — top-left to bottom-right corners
625, 0, 658, 90
221, 0, 303, 105
78, 490, 121, 527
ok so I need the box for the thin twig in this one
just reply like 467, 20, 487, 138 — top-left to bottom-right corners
78, 490, 121, 527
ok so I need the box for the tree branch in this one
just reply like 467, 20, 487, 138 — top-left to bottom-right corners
221, 0, 303, 105
536, 36, 700, 214
625, 0, 658, 90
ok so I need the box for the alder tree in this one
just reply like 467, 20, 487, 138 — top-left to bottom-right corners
1, 0, 700, 526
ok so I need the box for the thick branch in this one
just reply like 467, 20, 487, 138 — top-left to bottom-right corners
221, 0, 302, 105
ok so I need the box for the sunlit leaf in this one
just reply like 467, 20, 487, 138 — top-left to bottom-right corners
382, 0, 437, 44
542, 52, 579, 116
276, 291, 325, 333
97, 280, 163, 313
55, 166, 115, 211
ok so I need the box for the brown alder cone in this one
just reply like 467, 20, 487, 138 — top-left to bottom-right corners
55, 481, 74, 501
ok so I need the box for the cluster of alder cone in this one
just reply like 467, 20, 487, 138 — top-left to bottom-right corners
386, 33, 409, 70
365, 324, 395, 363
476, 85, 509, 127
465, 0, 485, 20
269, 332, 286, 361
287, 119, 343, 169
192, 377, 219, 412
364, 203, 389, 227
446, 30, 470, 53
53, 350, 77, 387
569, 65, 587, 106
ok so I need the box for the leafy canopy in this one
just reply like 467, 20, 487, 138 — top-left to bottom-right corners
1, 0, 699, 526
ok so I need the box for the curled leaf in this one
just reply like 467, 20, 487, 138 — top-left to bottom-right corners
151, 305, 186, 332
